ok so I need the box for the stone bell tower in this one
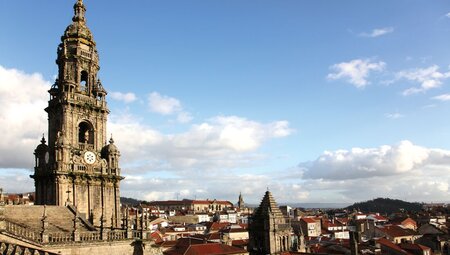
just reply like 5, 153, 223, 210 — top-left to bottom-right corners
31, 0, 123, 228
248, 191, 292, 254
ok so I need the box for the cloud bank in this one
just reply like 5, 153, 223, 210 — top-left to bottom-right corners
298, 141, 450, 202
0, 66, 48, 168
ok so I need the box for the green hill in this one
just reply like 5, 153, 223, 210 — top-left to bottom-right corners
346, 198, 422, 214
120, 197, 142, 206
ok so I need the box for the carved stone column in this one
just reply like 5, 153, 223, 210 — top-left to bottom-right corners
0, 205, 5, 231
41, 205, 49, 243
72, 209, 80, 241
100, 206, 107, 240
125, 206, 132, 239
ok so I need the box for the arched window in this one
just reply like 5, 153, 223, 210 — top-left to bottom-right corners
80, 71, 88, 92
78, 121, 94, 144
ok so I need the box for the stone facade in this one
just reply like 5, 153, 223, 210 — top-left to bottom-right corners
248, 191, 292, 255
31, 0, 123, 228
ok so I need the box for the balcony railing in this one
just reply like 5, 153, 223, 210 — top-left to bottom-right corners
78, 143, 94, 151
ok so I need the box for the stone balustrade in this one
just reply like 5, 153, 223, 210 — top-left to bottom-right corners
107, 230, 126, 240
67, 93, 107, 108
80, 231, 101, 241
78, 143, 94, 151
1, 206, 152, 245
5, 220, 42, 243
4, 221, 149, 244
48, 232, 72, 243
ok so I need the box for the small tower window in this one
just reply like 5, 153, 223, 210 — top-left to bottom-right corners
78, 121, 94, 145
80, 71, 88, 92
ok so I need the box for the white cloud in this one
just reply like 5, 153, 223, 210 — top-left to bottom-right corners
396, 65, 450, 95
0, 66, 49, 168
432, 94, 450, 101
385, 113, 404, 119
109, 115, 293, 171
360, 27, 394, 38
176, 112, 193, 124
327, 59, 386, 88
110, 91, 137, 103
148, 92, 182, 115
148, 92, 192, 123
446, 12, 450, 18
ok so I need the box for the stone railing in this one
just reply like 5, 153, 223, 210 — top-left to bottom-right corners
48, 232, 72, 243
67, 93, 106, 109
132, 231, 142, 239
80, 231, 101, 241
5, 220, 42, 243
73, 164, 87, 172
4, 219, 151, 244
108, 230, 127, 240
78, 143, 94, 151
80, 50, 92, 59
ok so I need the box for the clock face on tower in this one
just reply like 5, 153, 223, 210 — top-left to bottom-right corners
84, 151, 96, 165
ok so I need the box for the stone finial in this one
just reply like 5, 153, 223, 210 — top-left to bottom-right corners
72, 0, 86, 23
73, 209, 79, 231
73, 209, 80, 241
100, 206, 107, 240
41, 205, 49, 243
125, 206, 132, 238
0, 204, 5, 231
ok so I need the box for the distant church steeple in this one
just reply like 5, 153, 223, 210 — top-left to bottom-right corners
31, 0, 123, 229
237, 192, 244, 210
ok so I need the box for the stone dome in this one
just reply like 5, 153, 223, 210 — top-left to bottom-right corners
61, 0, 94, 44
35, 137, 49, 154
62, 22, 94, 43
101, 137, 118, 158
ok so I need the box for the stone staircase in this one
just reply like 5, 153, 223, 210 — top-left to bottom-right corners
4, 205, 89, 232
0, 241, 57, 255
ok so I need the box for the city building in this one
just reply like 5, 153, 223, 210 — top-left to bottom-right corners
146, 199, 233, 214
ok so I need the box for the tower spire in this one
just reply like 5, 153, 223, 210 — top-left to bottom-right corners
73, 0, 86, 23
32, 0, 123, 229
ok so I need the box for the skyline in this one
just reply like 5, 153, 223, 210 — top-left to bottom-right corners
1, 0, 450, 204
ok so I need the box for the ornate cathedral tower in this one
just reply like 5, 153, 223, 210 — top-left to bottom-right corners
31, 0, 123, 228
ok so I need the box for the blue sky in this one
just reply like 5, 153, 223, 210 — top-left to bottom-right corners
1, 0, 450, 204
